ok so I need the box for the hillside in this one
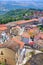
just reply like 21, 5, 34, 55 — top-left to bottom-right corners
0, 1, 43, 14
0, 9, 34, 24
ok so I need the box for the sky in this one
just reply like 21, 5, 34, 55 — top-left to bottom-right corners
0, 0, 43, 2
0, 0, 43, 9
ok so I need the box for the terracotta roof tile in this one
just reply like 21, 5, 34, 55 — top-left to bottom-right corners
21, 32, 30, 38
16, 26, 21, 29
0, 27, 7, 31
12, 37, 24, 48
39, 33, 43, 39
35, 33, 43, 39
0, 24, 7, 31
21, 28, 38, 38
16, 19, 38, 25
0, 24, 6, 27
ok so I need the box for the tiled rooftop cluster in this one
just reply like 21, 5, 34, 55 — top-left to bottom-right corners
0, 17, 43, 50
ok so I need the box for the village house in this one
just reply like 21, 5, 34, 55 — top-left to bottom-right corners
0, 24, 9, 44
38, 17, 43, 25
15, 19, 39, 27
33, 11, 43, 18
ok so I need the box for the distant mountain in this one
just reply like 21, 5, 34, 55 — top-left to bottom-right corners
0, 1, 43, 14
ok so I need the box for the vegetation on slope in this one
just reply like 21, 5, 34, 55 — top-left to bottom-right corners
38, 25, 43, 31
0, 9, 34, 24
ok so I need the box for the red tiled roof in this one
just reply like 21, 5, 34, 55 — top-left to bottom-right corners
0, 24, 7, 31
21, 32, 30, 38
35, 33, 43, 39
0, 27, 7, 31
0, 24, 6, 27
12, 37, 24, 48
16, 26, 21, 29
29, 41, 34, 45
16, 19, 38, 25
39, 33, 43, 39
21, 27, 38, 38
